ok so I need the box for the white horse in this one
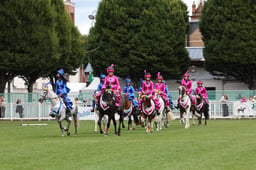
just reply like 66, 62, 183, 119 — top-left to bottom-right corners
154, 90, 165, 131
178, 86, 192, 129
39, 86, 77, 136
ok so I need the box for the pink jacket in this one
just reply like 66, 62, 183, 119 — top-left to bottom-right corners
142, 80, 154, 96
102, 75, 121, 91
195, 86, 208, 99
181, 79, 192, 95
155, 82, 166, 95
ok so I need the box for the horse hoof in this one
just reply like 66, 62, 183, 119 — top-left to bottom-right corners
61, 134, 65, 137
67, 132, 70, 136
104, 133, 108, 136
74, 134, 77, 136
100, 130, 103, 134
94, 131, 98, 133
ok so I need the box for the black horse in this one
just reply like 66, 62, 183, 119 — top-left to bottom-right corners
195, 94, 209, 125
97, 86, 117, 136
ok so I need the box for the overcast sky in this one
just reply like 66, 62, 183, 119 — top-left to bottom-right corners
72, 0, 203, 35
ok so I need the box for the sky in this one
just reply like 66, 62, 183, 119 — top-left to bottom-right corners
72, 0, 203, 35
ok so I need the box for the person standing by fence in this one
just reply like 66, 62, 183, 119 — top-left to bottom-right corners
16, 99, 24, 118
0, 95, 6, 118
220, 94, 229, 117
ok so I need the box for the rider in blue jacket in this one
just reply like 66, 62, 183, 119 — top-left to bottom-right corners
123, 78, 138, 112
164, 81, 174, 110
50, 68, 73, 117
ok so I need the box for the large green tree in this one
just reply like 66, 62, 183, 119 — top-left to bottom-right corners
86, 0, 189, 87
200, 0, 256, 89
0, 0, 85, 93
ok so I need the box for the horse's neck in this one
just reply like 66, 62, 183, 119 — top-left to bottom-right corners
48, 90, 59, 106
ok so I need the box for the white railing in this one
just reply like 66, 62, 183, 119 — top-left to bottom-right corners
0, 101, 256, 121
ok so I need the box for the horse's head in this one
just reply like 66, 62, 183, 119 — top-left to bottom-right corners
39, 87, 49, 103
178, 86, 186, 98
195, 94, 203, 104
102, 86, 114, 106
140, 92, 151, 107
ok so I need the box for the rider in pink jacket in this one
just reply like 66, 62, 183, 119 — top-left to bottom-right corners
195, 80, 209, 105
154, 72, 170, 112
101, 64, 121, 107
181, 71, 193, 95
138, 70, 156, 111
176, 70, 195, 109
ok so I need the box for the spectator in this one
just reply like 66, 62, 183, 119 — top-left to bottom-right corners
248, 96, 253, 102
252, 96, 256, 102
0, 95, 6, 118
16, 99, 24, 118
240, 96, 247, 103
220, 94, 229, 117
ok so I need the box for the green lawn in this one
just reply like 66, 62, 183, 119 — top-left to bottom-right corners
0, 119, 255, 170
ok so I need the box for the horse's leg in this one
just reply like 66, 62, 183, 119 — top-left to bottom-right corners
118, 114, 122, 136
97, 113, 104, 134
103, 115, 108, 133
180, 110, 184, 124
192, 110, 196, 125
112, 115, 117, 136
65, 118, 71, 136
58, 120, 64, 136
94, 111, 99, 133
204, 109, 208, 126
128, 115, 132, 130
185, 107, 190, 129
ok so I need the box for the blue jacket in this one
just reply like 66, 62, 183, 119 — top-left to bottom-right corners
97, 82, 104, 91
55, 79, 70, 95
123, 85, 135, 99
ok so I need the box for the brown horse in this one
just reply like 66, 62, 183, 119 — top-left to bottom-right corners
139, 92, 156, 133
122, 95, 139, 131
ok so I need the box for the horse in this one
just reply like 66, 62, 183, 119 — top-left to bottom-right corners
122, 95, 139, 131
97, 86, 117, 136
194, 94, 209, 125
139, 92, 156, 133
38, 86, 78, 136
177, 86, 193, 129
153, 89, 165, 131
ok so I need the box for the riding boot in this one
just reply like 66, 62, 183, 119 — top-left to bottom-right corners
49, 113, 55, 118
156, 110, 160, 116
66, 109, 72, 121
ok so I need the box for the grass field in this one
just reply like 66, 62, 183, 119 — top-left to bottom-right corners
0, 119, 255, 170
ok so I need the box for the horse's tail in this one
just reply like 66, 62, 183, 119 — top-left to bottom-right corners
167, 110, 175, 121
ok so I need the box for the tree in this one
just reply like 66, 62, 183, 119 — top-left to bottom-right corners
0, 0, 85, 93
86, 0, 189, 87
200, 0, 256, 89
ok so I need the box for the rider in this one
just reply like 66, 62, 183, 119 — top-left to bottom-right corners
138, 70, 158, 113
154, 72, 170, 112
91, 73, 106, 112
176, 70, 195, 108
101, 64, 122, 109
123, 77, 139, 113
164, 80, 174, 110
195, 80, 209, 108
50, 68, 73, 117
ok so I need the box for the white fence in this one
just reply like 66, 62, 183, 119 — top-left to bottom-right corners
0, 101, 256, 121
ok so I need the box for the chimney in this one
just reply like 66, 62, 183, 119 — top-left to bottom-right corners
192, 1, 196, 14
